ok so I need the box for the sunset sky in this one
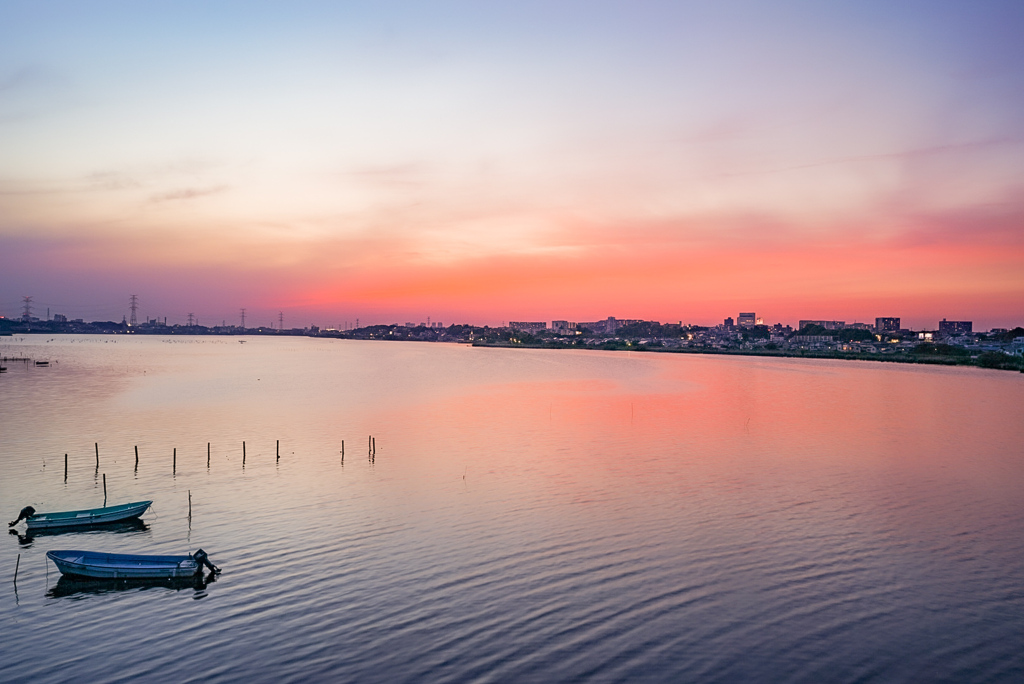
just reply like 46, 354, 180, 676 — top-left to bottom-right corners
2, 1, 1023, 329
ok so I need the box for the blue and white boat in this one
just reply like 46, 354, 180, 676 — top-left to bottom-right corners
17, 501, 152, 530
46, 549, 220, 580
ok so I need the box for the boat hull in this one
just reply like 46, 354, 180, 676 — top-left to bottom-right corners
46, 550, 202, 580
26, 501, 152, 530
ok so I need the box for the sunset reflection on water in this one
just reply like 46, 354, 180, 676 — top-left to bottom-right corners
2, 337, 1023, 682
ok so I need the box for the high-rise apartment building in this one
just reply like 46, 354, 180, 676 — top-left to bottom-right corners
875, 317, 900, 332
737, 312, 756, 327
937, 319, 972, 335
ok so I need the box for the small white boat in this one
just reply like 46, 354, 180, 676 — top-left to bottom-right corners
17, 501, 152, 530
46, 549, 220, 580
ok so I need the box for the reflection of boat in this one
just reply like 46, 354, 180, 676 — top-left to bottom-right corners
47, 549, 220, 580
25, 501, 152, 530
13, 518, 149, 545
47, 571, 217, 598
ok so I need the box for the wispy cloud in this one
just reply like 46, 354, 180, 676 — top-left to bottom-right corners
149, 185, 227, 202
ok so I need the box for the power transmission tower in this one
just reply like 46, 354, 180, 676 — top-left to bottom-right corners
129, 294, 138, 326
278, 311, 284, 330
21, 296, 33, 322
240, 308, 246, 329
187, 312, 195, 327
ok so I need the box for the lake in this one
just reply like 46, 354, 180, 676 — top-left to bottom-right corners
2, 336, 1023, 682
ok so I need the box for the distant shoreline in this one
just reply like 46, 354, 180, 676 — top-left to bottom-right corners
3, 330, 1021, 373
468, 340, 1024, 372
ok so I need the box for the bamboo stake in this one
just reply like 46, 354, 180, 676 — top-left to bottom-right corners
13, 554, 19, 584
103, 473, 107, 506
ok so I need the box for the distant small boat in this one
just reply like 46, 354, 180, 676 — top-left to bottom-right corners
21, 501, 152, 530
34, 360, 49, 366
46, 548, 221, 580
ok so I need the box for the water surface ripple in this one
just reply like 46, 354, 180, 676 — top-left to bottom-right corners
2, 336, 1023, 682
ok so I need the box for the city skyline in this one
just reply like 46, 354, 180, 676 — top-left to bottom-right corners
2, 3, 1023, 330
2, 292, 1010, 335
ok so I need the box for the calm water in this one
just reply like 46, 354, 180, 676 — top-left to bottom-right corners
2, 336, 1023, 682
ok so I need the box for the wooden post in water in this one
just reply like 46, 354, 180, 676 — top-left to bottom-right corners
372, 437, 375, 455
277, 439, 280, 462
103, 473, 107, 506
243, 441, 246, 466
64, 453, 68, 482
95, 443, 99, 469
135, 445, 139, 469
207, 442, 211, 468
188, 490, 192, 517
173, 448, 177, 473
13, 554, 19, 584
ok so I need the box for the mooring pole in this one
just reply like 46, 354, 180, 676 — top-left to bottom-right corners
95, 442, 99, 469
103, 473, 107, 505
135, 445, 139, 469
243, 441, 246, 466
64, 453, 68, 482
13, 554, 19, 584
277, 439, 280, 462
188, 490, 192, 517
207, 442, 211, 468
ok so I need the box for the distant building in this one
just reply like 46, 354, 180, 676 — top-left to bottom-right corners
875, 317, 900, 332
510, 321, 547, 333
552, 320, 578, 333
578, 317, 625, 334
723, 317, 734, 328
937, 319, 972, 335
799, 320, 845, 330
52, 314, 68, 323
737, 312, 756, 327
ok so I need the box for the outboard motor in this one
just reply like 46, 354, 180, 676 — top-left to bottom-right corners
9, 506, 35, 527
192, 548, 221, 574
